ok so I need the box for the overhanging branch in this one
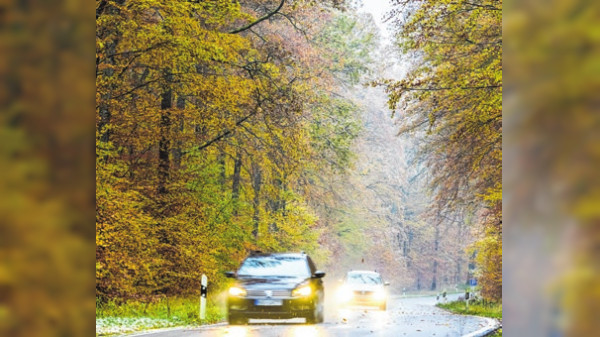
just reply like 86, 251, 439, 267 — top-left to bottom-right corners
229, 0, 286, 34
402, 85, 501, 91
192, 107, 261, 153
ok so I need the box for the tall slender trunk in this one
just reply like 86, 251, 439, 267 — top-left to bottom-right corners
456, 258, 462, 285
251, 161, 262, 240
218, 148, 226, 188
407, 228, 413, 267
431, 225, 439, 290
231, 151, 242, 216
456, 220, 464, 284
173, 96, 185, 168
431, 260, 438, 291
267, 177, 283, 233
158, 71, 172, 195
98, 99, 111, 143
98, 41, 116, 144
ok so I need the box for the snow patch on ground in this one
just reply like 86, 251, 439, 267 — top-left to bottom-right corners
96, 317, 184, 336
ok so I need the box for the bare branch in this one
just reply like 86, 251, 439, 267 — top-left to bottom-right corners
401, 85, 500, 92
229, 0, 286, 34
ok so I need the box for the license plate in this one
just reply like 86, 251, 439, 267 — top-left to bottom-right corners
255, 299, 283, 306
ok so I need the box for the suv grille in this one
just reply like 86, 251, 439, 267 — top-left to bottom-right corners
247, 289, 291, 297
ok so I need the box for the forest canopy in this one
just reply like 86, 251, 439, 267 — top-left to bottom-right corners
96, 0, 375, 301
96, 0, 502, 305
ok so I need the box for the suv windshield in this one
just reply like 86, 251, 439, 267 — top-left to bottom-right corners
346, 273, 382, 285
237, 255, 310, 278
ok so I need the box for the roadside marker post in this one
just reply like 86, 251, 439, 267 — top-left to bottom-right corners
200, 274, 207, 320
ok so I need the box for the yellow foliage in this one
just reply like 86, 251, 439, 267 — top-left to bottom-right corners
96, 0, 364, 301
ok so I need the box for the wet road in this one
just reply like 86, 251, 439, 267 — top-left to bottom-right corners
127, 294, 496, 337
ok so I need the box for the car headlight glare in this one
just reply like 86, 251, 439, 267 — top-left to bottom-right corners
337, 285, 354, 301
373, 288, 386, 300
229, 286, 247, 297
292, 285, 312, 297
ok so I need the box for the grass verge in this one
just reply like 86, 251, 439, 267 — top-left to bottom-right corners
96, 297, 225, 336
490, 328, 502, 336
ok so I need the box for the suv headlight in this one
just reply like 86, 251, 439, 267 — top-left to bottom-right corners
292, 285, 312, 297
229, 286, 247, 297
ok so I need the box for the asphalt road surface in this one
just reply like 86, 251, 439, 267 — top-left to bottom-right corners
127, 294, 495, 337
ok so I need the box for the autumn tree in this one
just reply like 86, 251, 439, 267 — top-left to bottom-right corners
96, 0, 367, 302
382, 0, 502, 300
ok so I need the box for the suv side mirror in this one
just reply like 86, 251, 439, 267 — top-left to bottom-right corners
313, 271, 326, 278
225, 271, 236, 278
384, 281, 390, 286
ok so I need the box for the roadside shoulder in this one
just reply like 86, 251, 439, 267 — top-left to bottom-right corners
121, 322, 227, 337
459, 315, 501, 337
435, 300, 502, 337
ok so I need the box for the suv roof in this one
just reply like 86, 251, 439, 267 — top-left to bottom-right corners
248, 251, 307, 258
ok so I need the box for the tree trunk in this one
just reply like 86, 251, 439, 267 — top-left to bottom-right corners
231, 151, 242, 215
267, 177, 283, 233
173, 96, 185, 168
158, 71, 172, 195
431, 225, 439, 290
218, 148, 226, 188
456, 258, 462, 285
98, 41, 116, 144
456, 220, 464, 284
431, 260, 438, 291
407, 228, 413, 267
251, 161, 262, 240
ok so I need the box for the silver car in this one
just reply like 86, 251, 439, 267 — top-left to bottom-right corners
337, 270, 389, 310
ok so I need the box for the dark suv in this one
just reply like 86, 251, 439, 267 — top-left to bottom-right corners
225, 252, 326, 324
